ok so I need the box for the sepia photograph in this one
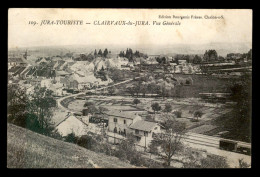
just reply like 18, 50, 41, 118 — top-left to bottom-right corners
7, 8, 252, 168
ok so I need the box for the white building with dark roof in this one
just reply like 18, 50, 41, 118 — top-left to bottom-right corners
105, 110, 142, 137
129, 120, 162, 147
105, 110, 162, 147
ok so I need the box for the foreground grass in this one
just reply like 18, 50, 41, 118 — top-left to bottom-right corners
7, 123, 135, 168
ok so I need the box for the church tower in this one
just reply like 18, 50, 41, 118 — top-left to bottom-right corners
23, 50, 28, 60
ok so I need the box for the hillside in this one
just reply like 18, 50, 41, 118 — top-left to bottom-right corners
7, 123, 135, 168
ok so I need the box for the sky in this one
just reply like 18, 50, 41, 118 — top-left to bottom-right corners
8, 9, 252, 48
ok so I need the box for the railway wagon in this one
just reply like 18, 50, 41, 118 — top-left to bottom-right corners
237, 144, 251, 155
219, 139, 251, 155
219, 139, 238, 151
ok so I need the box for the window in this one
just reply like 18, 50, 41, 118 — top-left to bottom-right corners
114, 118, 117, 123
135, 130, 139, 134
114, 127, 117, 133
144, 131, 148, 137
124, 120, 126, 124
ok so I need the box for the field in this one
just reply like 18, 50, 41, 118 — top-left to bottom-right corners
66, 95, 232, 136
114, 74, 237, 98
171, 74, 235, 98
7, 123, 135, 168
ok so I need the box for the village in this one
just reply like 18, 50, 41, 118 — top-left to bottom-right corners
8, 47, 252, 168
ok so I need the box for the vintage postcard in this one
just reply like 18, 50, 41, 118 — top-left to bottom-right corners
7, 8, 252, 168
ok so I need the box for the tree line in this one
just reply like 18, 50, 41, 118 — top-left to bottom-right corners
119, 48, 148, 62
94, 48, 111, 58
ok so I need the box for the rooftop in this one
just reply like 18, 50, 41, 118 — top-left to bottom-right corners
105, 110, 140, 120
8, 58, 25, 63
129, 120, 158, 132
56, 70, 71, 76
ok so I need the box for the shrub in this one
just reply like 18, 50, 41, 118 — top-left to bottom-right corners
173, 111, 182, 118
64, 132, 78, 144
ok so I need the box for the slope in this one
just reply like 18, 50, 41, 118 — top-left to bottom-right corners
7, 123, 135, 168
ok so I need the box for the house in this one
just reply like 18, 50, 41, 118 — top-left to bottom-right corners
105, 110, 163, 147
105, 110, 142, 137
69, 80, 79, 90
56, 114, 88, 137
48, 82, 64, 96
178, 59, 187, 65
8, 57, 28, 68
129, 120, 162, 147
20, 66, 33, 79
120, 64, 131, 70
55, 70, 71, 82
29, 78, 42, 86
41, 79, 52, 88
79, 82, 92, 90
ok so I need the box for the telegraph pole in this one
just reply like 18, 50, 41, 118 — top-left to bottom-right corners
144, 132, 147, 152
114, 122, 116, 144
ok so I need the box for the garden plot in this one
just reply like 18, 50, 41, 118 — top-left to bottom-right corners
207, 113, 222, 119
171, 104, 185, 111
200, 108, 217, 116
211, 108, 222, 114
67, 100, 85, 112
51, 109, 69, 126
220, 109, 233, 114
103, 105, 136, 110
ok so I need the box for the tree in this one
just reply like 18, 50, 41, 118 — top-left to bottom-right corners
163, 103, 172, 114
65, 132, 77, 143
151, 102, 161, 115
238, 159, 250, 168
8, 85, 56, 135
194, 111, 203, 121
126, 86, 135, 97
185, 77, 193, 85
132, 82, 141, 97
94, 49, 97, 57
140, 82, 148, 97
173, 111, 182, 118
203, 50, 218, 62
193, 55, 202, 64
133, 98, 141, 107
214, 73, 251, 142
7, 84, 28, 125
179, 65, 183, 73
151, 119, 186, 167
103, 48, 109, 58
116, 133, 137, 161
83, 101, 98, 115
107, 86, 116, 96
200, 155, 229, 168
247, 49, 252, 60
183, 149, 229, 168
98, 49, 103, 56
108, 68, 124, 83
27, 86, 56, 134
145, 114, 154, 122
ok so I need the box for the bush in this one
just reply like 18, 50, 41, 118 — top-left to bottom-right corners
64, 132, 78, 144
173, 111, 182, 118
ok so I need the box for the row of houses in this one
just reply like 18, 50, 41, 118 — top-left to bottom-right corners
56, 109, 162, 148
